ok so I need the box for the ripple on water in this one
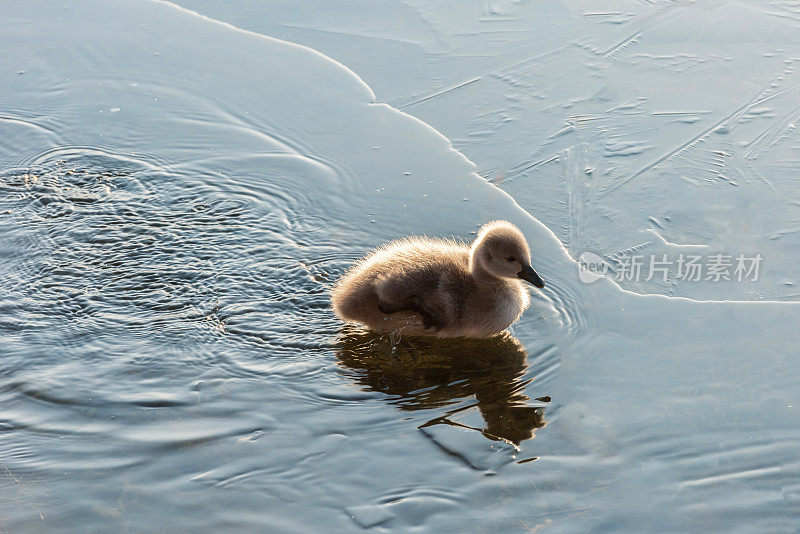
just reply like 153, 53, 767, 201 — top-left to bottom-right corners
0, 143, 354, 461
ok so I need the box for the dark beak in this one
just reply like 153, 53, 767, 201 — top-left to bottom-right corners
518, 264, 544, 288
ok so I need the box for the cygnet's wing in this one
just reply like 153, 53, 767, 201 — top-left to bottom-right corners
371, 238, 469, 306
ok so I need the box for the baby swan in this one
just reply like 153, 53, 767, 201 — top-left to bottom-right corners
330, 221, 544, 338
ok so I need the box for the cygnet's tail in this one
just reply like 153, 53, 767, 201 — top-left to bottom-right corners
330, 273, 376, 323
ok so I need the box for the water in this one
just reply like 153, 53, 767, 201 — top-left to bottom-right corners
2, 0, 800, 532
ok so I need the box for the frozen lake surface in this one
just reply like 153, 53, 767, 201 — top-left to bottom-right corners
2, 0, 800, 531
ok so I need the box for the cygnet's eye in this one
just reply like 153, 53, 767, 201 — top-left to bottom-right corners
507, 256, 516, 262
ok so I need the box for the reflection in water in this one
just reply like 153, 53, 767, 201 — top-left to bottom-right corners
335, 326, 547, 445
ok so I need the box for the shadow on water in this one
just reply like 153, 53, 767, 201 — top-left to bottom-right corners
335, 325, 547, 445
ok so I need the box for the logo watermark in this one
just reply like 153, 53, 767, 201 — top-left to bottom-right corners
578, 251, 610, 284
578, 252, 763, 284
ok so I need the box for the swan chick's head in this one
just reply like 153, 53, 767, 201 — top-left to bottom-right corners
472, 221, 544, 288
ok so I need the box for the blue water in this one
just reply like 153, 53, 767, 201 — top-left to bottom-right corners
3, 1, 800, 532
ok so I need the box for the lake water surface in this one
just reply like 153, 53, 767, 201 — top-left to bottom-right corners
2, 1, 800, 532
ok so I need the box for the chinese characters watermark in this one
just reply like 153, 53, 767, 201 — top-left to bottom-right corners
578, 251, 762, 284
